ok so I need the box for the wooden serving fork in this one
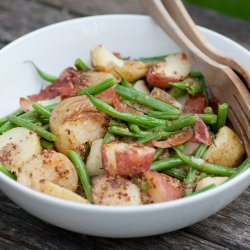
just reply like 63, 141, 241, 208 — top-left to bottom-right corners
142, 0, 250, 155
162, 0, 250, 90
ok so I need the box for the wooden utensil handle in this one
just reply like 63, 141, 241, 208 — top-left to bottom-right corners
162, 0, 250, 89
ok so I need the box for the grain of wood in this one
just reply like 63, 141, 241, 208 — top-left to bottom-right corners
0, 0, 76, 43
38, 0, 250, 50
0, 0, 249, 249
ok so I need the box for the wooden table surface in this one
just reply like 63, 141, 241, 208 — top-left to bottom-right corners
0, 1, 249, 249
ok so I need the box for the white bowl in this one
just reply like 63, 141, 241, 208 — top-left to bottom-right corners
0, 15, 249, 238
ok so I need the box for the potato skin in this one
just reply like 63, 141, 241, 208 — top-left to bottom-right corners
17, 150, 78, 192
91, 45, 148, 82
146, 53, 191, 88
144, 171, 183, 203
102, 142, 155, 178
0, 127, 41, 172
203, 126, 244, 167
50, 96, 109, 158
31, 180, 89, 204
92, 174, 142, 206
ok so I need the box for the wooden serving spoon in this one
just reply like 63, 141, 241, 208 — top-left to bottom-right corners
142, 0, 250, 155
162, 0, 250, 90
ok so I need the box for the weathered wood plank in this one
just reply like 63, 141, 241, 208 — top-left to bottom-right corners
0, 189, 249, 250
0, 0, 76, 43
218, 187, 250, 225
38, 0, 250, 50
0, 236, 30, 250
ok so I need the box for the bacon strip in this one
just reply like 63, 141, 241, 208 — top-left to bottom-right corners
183, 94, 206, 114
152, 132, 193, 148
192, 116, 212, 145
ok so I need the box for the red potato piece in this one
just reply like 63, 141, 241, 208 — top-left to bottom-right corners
183, 94, 206, 114
192, 116, 212, 145
146, 53, 191, 89
144, 171, 183, 203
150, 87, 182, 110
152, 132, 193, 148
102, 142, 155, 178
93, 174, 142, 206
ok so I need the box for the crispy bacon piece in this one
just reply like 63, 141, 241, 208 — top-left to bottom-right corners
152, 132, 193, 148
97, 88, 116, 105
192, 116, 212, 145
183, 94, 206, 114
28, 80, 76, 102
102, 142, 155, 178
144, 171, 183, 203
98, 88, 143, 115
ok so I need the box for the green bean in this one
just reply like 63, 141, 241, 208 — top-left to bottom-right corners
169, 88, 187, 98
37, 117, 50, 125
228, 157, 250, 180
215, 103, 228, 131
204, 107, 214, 115
163, 168, 186, 180
8, 115, 57, 141
189, 184, 216, 196
27, 61, 58, 82
113, 69, 132, 87
74, 58, 89, 71
40, 138, 54, 149
199, 114, 217, 125
109, 120, 126, 127
174, 149, 235, 177
168, 82, 186, 90
103, 131, 116, 144
32, 103, 51, 118
169, 78, 203, 96
184, 144, 207, 197
194, 145, 207, 159
108, 126, 149, 138
0, 164, 16, 180
86, 94, 166, 127
139, 54, 168, 63
150, 157, 183, 171
129, 124, 141, 133
77, 78, 116, 96
198, 172, 208, 180
187, 79, 203, 95
68, 151, 92, 202
189, 71, 203, 78
153, 148, 164, 161
146, 112, 216, 125
145, 111, 180, 120
140, 181, 149, 191
0, 109, 23, 126
0, 103, 57, 134
137, 131, 176, 144
164, 115, 196, 132
115, 85, 180, 114
184, 168, 197, 197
